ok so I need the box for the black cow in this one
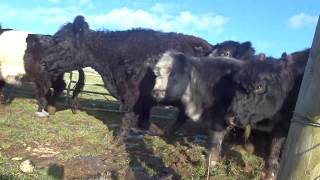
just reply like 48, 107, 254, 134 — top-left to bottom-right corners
24, 34, 85, 116
152, 50, 244, 167
40, 15, 216, 139
218, 49, 309, 179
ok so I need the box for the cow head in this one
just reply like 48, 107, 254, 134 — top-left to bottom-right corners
226, 60, 290, 126
209, 41, 255, 60
40, 15, 94, 73
152, 51, 191, 102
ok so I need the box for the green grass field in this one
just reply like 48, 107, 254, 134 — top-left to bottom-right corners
0, 69, 266, 179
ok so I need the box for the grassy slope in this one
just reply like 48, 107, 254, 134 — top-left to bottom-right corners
0, 69, 265, 179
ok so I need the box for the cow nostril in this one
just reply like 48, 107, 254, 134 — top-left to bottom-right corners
152, 90, 158, 98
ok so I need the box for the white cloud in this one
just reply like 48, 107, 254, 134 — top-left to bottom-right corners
87, 7, 229, 36
0, 2, 228, 36
48, 0, 60, 3
288, 13, 318, 29
151, 3, 183, 14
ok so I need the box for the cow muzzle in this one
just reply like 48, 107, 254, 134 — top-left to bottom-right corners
152, 90, 166, 101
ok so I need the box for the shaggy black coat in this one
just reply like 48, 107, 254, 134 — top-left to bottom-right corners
43, 16, 213, 138
24, 34, 85, 114
219, 49, 309, 179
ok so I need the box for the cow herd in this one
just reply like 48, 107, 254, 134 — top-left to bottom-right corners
0, 15, 310, 179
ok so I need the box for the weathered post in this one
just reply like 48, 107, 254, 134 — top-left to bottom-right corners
278, 16, 320, 180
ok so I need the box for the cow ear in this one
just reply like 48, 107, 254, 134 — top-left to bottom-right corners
281, 52, 287, 59
72, 15, 89, 34
208, 49, 219, 57
236, 41, 255, 59
239, 41, 252, 52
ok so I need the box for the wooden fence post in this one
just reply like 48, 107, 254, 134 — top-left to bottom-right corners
278, 16, 320, 180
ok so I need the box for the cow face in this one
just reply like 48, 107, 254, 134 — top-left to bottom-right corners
226, 60, 288, 126
209, 41, 255, 60
152, 51, 190, 102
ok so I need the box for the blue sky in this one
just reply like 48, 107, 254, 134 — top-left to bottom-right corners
0, 0, 318, 57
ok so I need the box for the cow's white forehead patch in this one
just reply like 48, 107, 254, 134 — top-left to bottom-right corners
0, 30, 29, 81
152, 52, 175, 100
155, 52, 175, 71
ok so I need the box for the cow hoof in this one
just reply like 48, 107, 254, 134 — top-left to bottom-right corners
47, 106, 56, 115
244, 143, 255, 153
265, 172, 276, 180
35, 110, 50, 118
71, 108, 78, 114
209, 160, 218, 168
70, 100, 79, 114
0, 95, 5, 104
148, 123, 164, 136
208, 150, 220, 168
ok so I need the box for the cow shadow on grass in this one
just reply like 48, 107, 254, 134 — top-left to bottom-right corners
81, 106, 181, 179
53, 96, 180, 179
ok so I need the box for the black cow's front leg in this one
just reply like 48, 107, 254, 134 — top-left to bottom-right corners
266, 133, 286, 180
134, 97, 156, 130
115, 79, 141, 143
0, 80, 6, 104
34, 81, 51, 118
208, 121, 227, 167
164, 105, 188, 140
49, 74, 67, 115
70, 69, 85, 114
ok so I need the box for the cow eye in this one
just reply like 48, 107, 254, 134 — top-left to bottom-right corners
222, 51, 231, 57
170, 71, 175, 76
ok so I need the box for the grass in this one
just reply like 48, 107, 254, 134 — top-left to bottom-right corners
0, 69, 266, 179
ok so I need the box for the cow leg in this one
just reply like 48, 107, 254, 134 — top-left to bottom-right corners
265, 133, 286, 180
133, 96, 163, 135
164, 105, 188, 139
70, 69, 85, 113
115, 79, 141, 143
0, 80, 5, 104
49, 74, 66, 115
34, 81, 51, 118
134, 97, 154, 130
208, 120, 227, 167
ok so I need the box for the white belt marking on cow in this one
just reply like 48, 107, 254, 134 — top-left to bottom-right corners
0, 30, 29, 85
182, 83, 203, 122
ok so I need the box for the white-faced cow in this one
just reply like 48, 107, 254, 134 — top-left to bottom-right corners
152, 50, 244, 167
0, 28, 84, 117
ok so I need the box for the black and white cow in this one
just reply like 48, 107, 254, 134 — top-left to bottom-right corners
152, 48, 309, 179
218, 49, 309, 179
152, 50, 244, 167
0, 28, 84, 116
